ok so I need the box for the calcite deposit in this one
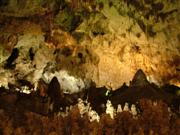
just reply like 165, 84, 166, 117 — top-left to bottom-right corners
0, 0, 180, 134
0, 69, 179, 135
0, 0, 179, 91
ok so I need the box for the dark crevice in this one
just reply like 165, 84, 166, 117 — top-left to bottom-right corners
4, 48, 19, 69
29, 47, 35, 61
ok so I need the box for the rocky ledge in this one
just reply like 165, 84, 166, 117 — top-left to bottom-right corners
0, 69, 179, 135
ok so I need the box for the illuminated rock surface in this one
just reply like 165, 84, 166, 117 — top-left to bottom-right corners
0, 0, 179, 90
0, 1, 180, 134
0, 70, 179, 134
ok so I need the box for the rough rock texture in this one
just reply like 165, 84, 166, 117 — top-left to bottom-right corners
0, 65, 180, 134
0, 1, 179, 134
0, 99, 179, 135
74, 0, 180, 89
0, 0, 179, 91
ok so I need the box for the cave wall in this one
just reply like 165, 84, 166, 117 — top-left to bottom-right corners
0, 0, 179, 91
